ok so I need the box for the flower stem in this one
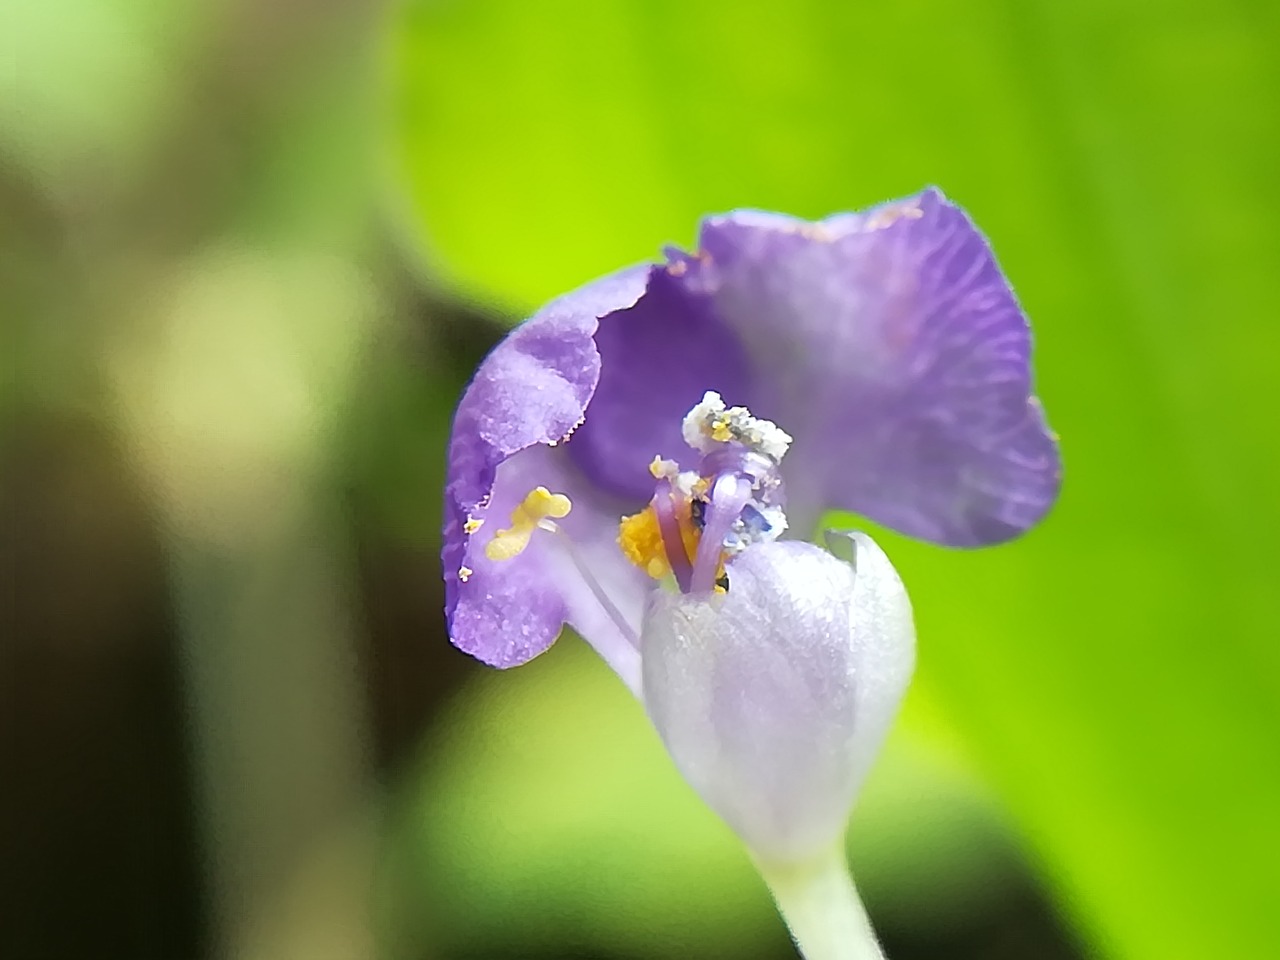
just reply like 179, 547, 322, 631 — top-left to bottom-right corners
758, 847, 885, 960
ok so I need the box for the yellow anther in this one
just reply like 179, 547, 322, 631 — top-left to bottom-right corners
485, 531, 532, 562
617, 499, 700, 581
710, 416, 734, 442
618, 506, 670, 579
463, 517, 483, 534
484, 487, 572, 562
648, 455, 678, 479
527, 486, 572, 520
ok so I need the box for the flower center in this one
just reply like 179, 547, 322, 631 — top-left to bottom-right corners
617, 392, 791, 595
471, 391, 792, 647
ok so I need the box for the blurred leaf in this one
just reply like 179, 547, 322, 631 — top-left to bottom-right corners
390, 1, 1280, 957
2, 0, 208, 193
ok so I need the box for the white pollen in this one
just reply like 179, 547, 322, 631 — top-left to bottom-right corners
681, 391, 793, 461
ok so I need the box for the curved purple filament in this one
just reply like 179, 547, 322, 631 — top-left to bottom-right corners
652, 476, 694, 593
691, 473, 752, 595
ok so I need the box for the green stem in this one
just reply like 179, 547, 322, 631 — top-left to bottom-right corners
758, 846, 885, 960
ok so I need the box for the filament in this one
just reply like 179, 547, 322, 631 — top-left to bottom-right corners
547, 524, 641, 653
652, 477, 695, 593
691, 473, 753, 594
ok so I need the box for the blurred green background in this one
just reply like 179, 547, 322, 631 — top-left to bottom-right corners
3, 0, 1277, 959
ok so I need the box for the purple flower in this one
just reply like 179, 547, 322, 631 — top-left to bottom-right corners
441, 187, 1059, 955
443, 187, 1058, 682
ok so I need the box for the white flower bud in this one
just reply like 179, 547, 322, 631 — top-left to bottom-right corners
640, 532, 915, 865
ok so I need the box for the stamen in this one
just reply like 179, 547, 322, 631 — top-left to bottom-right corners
691, 473, 753, 594
485, 486, 572, 561
548, 528, 641, 653
618, 504, 673, 580
617, 479, 697, 591
649, 456, 679, 480
617, 395, 792, 597
653, 478, 696, 592
480, 487, 641, 686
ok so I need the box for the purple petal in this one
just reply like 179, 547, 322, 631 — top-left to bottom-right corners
444, 264, 649, 517
565, 268, 752, 501
443, 266, 651, 672
693, 187, 1060, 546
447, 446, 647, 685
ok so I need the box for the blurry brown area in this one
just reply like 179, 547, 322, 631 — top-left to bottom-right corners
0, 414, 203, 959
352, 293, 506, 774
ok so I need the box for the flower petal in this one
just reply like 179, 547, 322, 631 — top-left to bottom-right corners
694, 188, 1060, 546
565, 268, 751, 501
641, 534, 915, 863
443, 266, 651, 673
447, 446, 647, 687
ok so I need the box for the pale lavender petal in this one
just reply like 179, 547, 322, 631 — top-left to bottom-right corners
448, 446, 647, 687
641, 535, 915, 863
443, 265, 650, 671
566, 268, 751, 501
692, 188, 1060, 546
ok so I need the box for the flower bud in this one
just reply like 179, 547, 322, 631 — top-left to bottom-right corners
640, 532, 915, 864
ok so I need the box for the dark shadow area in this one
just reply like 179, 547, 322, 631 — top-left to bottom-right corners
0, 413, 205, 960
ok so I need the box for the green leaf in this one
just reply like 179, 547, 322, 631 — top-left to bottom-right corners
389, 1, 1280, 956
